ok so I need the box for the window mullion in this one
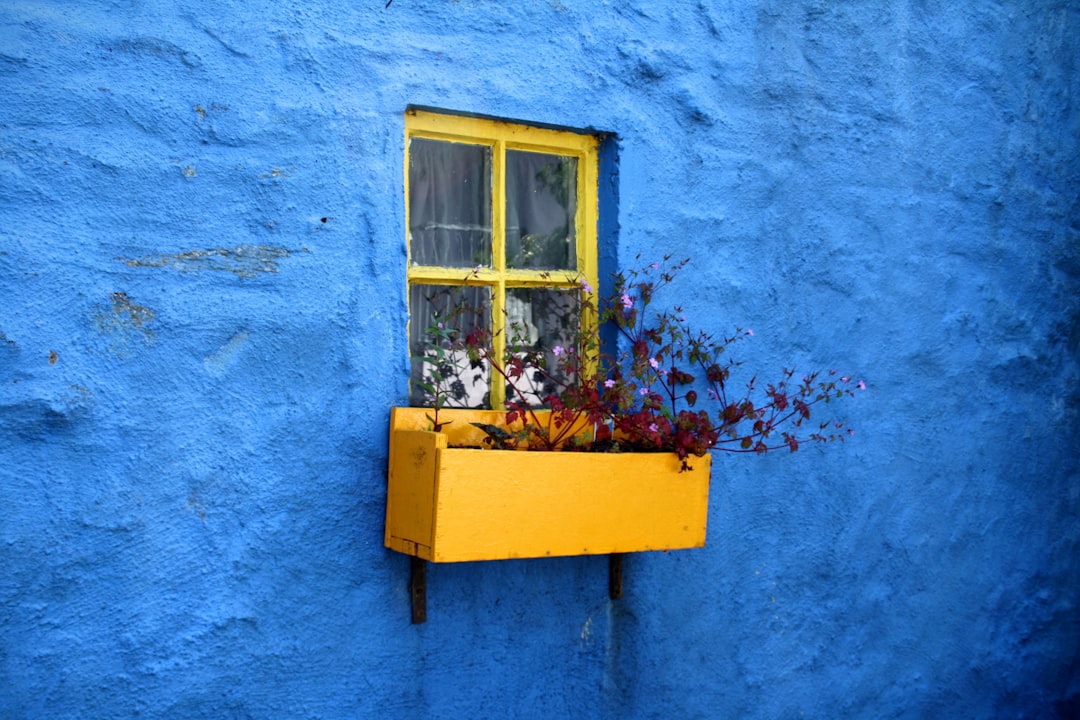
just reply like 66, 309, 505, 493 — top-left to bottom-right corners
490, 138, 507, 409
503, 270, 585, 287
578, 146, 599, 379
492, 138, 506, 276
407, 266, 500, 284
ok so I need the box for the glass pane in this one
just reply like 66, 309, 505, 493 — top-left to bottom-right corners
409, 284, 492, 409
505, 151, 577, 270
503, 287, 580, 406
409, 138, 492, 268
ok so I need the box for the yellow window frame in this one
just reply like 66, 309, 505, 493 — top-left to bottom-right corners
404, 109, 600, 408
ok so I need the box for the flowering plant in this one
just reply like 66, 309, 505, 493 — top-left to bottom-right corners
412, 257, 863, 469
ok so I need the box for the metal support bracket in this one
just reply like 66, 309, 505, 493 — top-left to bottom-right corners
410, 556, 427, 624
609, 553, 624, 600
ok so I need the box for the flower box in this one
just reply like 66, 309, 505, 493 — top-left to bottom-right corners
384, 407, 712, 563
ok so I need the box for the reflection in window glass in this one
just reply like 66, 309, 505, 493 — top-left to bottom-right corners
409, 284, 491, 408
409, 138, 492, 268
505, 151, 577, 271
504, 287, 579, 406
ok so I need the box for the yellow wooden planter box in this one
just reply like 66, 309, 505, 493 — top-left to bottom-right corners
385, 407, 712, 563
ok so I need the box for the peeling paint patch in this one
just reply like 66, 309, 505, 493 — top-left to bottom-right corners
104, 37, 201, 68
260, 167, 294, 180
122, 245, 303, 278
204, 332, 250, 377
579, 616, 594, 649
187, 491, 207, 520
108, 292, 154, 329
95, 292, 155, 357
194, 102, 228, 120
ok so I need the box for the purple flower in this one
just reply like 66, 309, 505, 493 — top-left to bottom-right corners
858, 380, 867, 391
604, 379, 616, 389
552, 345, 565, 357
638, 388, 649, 396
648, 423, 659, 433
621, 293, 633, 309
579, 279, 593, 293
649, 357, 659, 369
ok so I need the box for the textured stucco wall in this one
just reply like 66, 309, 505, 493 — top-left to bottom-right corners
2, 2, 1078, 718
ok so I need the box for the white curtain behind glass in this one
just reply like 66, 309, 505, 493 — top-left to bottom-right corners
409, 138, 492, 268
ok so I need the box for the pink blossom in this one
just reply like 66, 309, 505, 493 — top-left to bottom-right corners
649, 423, 659, 433
552, 345, 565, 357
579, 279, 593, 293
747, 328, 754, 336
858, 380, 867, 391
604, 379, 616, 389
841, 376, 850, 383
649, 357, 659, 369
621, 293, 633, 309
638, 388, 649, 396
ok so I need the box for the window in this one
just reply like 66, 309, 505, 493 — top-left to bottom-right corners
405, 108, 600, 409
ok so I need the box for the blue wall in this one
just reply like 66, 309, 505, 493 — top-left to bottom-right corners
2, 2, 1078, 718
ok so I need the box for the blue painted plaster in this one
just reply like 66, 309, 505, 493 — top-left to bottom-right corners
2, 2, 1078, 718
